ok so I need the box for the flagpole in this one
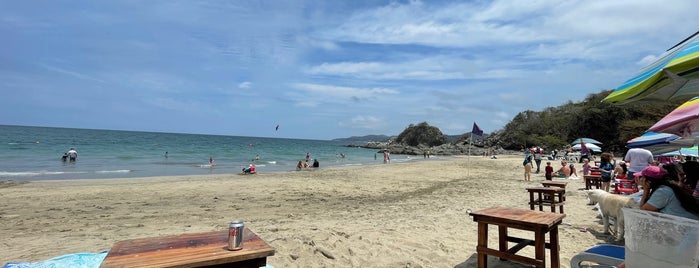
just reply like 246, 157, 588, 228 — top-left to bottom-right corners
468, 132, 472, 176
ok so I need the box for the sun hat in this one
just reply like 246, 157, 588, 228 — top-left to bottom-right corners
634, 165, 667, 179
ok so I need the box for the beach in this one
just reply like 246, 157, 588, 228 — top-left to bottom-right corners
0, 155, 616, 267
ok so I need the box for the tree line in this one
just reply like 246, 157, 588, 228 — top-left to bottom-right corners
485, 90, 682, 153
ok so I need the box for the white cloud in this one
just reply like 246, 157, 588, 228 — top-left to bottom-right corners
40, 64, 106, 83
338, 115, 383, 130
293, 83, 398, 99
238, 81, 252, 89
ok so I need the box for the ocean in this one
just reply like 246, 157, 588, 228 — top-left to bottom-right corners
0, 125, 423, 181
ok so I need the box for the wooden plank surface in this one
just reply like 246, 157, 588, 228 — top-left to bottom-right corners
526, 187, 565, 193
541, 181, 568, 188
470, 207, 565, 230
100, 228, 274, 268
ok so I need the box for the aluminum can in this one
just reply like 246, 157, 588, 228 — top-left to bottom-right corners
228, 220, 244, 250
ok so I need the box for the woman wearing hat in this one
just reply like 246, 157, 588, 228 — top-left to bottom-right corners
637, 165, 699, 220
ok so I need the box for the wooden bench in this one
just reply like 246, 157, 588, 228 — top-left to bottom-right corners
470, 207, 566, 268
100, 228, 274, 268
527, 187, 566, 214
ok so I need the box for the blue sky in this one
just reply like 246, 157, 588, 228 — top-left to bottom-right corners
1, 1, 697, 140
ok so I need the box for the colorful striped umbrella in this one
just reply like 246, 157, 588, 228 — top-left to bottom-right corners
603, 31, 699, 104
627, 132, 680, 147
648, 97, 699, 137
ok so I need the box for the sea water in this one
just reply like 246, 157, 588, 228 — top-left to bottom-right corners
0, 125, 417, 181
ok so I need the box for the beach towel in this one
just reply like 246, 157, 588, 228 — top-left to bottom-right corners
2, 251, 107, 268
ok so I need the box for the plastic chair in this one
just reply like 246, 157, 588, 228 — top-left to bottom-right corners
572, 209, 699, 268
613, 179, 638, 195
570, 244, 624, 268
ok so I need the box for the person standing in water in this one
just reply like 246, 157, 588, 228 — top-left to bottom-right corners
67, 148, 78, 162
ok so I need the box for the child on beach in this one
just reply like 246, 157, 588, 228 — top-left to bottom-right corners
545, 162, 553, 180
524, 161, 532, 181
582, 159, 591, 176
599, 152, 614, 192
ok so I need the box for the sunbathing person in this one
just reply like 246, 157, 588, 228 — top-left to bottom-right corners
555, 161, 570, 178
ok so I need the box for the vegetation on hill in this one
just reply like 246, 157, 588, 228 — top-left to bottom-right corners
394, 122, 447, 146
343, 90, 681, 155
487, 90, 681, 152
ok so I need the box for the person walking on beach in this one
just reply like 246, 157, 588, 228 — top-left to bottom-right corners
534, 147, 543, 173
67, 148, 78, 162
523, 160, 532, 181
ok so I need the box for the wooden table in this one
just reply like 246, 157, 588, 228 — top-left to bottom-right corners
471, 207, 565, 268
541, 181, 568, 189
526, 187, 566, 213
584, 175, 601, 190
100, 228, 274, 268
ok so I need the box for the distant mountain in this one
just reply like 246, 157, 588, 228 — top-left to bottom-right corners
332, 135, 392, 144
444, 134, 462, 143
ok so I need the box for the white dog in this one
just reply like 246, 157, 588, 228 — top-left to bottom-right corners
585, 189, 638, 241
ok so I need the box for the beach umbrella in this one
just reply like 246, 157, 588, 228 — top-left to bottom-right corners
626, 132, 683, 155
572, 143, 601, 152
603, 31, 699, 104
648, 97, 699, 137
627, 132, 680, 148
661, 146, 699, 157
571, 138, 603, 145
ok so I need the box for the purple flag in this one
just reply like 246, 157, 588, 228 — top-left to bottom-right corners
472, 122, 484, 136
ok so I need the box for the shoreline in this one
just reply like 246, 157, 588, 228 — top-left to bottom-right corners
1, 155, 614, 267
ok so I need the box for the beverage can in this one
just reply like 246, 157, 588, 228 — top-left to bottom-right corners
228, 220, 244, 251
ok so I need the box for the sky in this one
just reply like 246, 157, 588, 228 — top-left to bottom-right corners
1, 1, 697, 140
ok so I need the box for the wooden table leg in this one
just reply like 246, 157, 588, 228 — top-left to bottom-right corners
584, 178, 590, 190
498, 226, 508, 261
537, 192, 543, 211
477, 222, 488, 268
550, 226, 561, 268
529, 191, 535, 210
550, 195, 556, 213
558, 193, 565, 214
534, 230, 546, 268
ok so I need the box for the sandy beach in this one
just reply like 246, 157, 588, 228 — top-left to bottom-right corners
0, 155, 619, 267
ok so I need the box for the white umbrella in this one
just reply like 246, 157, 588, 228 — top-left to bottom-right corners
572, 143, 601, 152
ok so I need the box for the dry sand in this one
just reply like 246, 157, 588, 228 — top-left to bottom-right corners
0, 155, 621, 267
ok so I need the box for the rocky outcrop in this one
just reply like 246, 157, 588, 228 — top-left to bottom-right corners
349, 141, 506, 156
